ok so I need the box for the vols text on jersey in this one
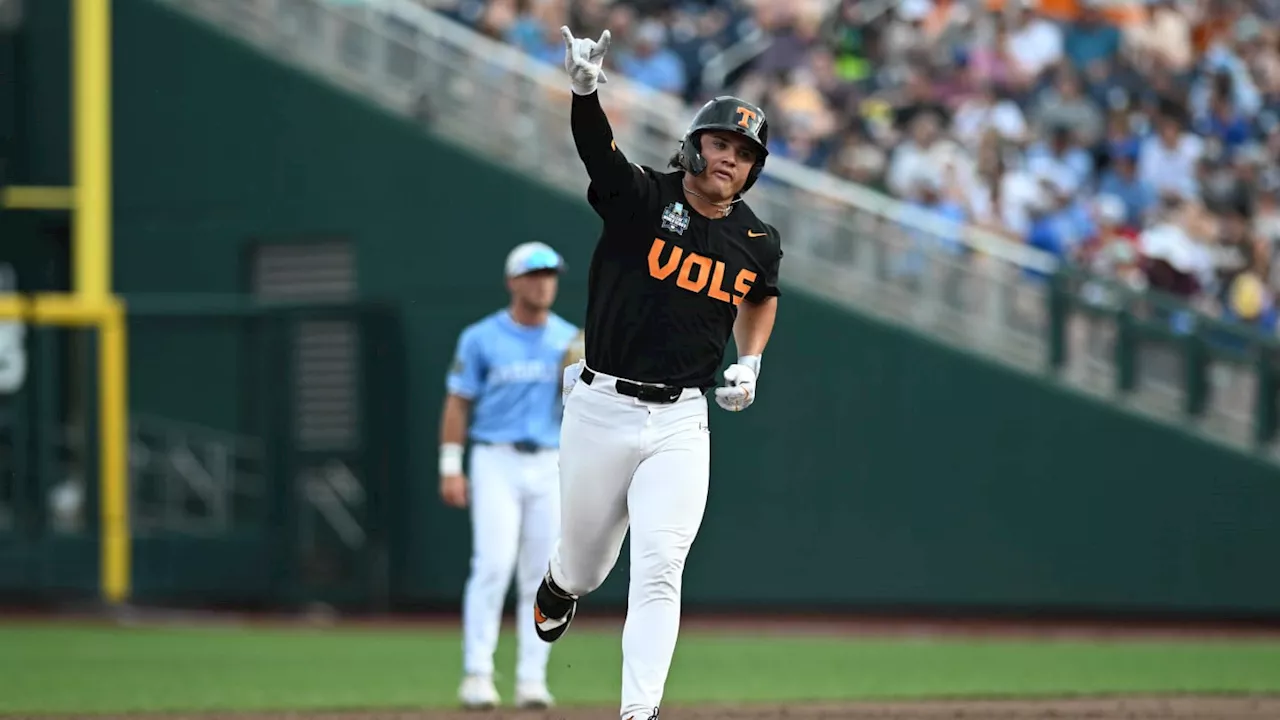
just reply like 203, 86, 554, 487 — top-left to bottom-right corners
646, 239, 755, 306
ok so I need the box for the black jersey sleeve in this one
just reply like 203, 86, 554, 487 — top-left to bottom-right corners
571, 91, 653, 223
745, 223, 784, 303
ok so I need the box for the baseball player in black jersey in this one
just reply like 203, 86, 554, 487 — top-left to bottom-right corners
532, 26, 783, 720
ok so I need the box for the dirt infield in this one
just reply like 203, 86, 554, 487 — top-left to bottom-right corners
14, 604, 1280, 641
70, 696, 1280, 720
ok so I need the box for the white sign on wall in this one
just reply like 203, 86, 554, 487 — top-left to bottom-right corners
0, 263, 27, 394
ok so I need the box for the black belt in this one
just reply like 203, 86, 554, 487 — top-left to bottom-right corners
474, 440, 549, 454
580, 367, 684, 404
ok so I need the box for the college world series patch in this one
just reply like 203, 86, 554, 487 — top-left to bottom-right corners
661, 202, 690, 235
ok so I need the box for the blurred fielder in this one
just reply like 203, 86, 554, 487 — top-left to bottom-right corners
532, 24, 784, 720
439, 241, 585, 710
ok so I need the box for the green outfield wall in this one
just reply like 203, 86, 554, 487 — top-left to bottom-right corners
1, 0, 1278, 615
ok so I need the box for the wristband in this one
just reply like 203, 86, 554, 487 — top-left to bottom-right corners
439, 443, 464, 476
738, 355, 761, 377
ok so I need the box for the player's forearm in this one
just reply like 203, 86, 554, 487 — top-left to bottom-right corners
571, 91, 633, 193
734, 296, 777, 359
439, 395, 470, 446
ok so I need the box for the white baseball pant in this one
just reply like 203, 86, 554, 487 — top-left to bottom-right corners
462, 442, 561, 686
549, 366, 711, 720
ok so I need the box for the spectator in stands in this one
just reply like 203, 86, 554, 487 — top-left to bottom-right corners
568, 0, 613, 39
500, 0, 541, 51
502, 0, 572, 66
830, 120, 888, 190
1081, 193, 1145, 288
821, 0, 877, 85
1036, 169, 1096, 261
1025, 182, 1066, 269
967, 129, 1012, 234
878, 0, 934, 83
952, 80, 1027, 150
1222, 271, 1278, 345
966, 15, 1021, 89
806, 47, 859, 120
614, 18, 686, 95
1002, 2, 1064, 91
751, 1, 828, 88
1062, 1, 1121, 69
1191, 16, 1263, 119
1142, 198, 1218, 310
665, 3, 734, 101
886, 109, 954, 200
1081, 56, 1131, 109
1031, 66, 1105, 148
1025, 123, 1095, 195
1193, 70, 1254, 154
1097, 138, 1157, 229
1123, 0, 1194, 76
1000, 153, 1048, 238
1138, 106, 1203, 202
1255, 180, 1280, 279
766, 66, 839, 169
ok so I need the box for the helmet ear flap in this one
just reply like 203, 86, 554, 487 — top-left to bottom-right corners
680, 131, 708, 176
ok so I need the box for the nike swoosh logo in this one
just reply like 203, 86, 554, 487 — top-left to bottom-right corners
747, 230, 766, 238
534, 606, 548, 624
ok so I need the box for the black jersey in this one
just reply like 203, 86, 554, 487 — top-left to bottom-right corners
569, 91, 783, 391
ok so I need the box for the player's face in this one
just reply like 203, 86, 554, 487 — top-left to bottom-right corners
695, 131, 758, 200
510, 269, 559, 310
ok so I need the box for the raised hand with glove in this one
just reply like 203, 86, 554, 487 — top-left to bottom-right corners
714, 355, 760, 412
561, 26, 611, 96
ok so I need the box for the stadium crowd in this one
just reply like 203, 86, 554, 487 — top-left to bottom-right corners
418, 0, 1280, 334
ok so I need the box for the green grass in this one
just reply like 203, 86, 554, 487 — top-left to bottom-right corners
2, 623, 1280, 715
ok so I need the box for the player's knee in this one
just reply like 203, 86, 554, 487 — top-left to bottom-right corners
469, 552, 517, 591
556, 561, 611, 597
630, 544, 688, 598
517, 562, 549, 598
565, 568, 609, 597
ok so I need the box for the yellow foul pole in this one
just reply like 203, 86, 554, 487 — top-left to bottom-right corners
74, 0, 128, 603
74, 0, 110, 299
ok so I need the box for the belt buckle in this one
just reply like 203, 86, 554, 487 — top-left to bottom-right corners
513, 440, 540, 454
636, 383, 680, 404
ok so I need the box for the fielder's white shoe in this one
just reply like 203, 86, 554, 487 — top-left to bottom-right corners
458, 674, 500, 710
514, 681, 555, 709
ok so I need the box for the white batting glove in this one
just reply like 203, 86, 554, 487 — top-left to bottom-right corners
561, 26, 610, 96
562, 360, 584, 403
714, 355, 760, 412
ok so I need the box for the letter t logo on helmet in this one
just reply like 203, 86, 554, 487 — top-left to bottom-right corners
677, 96, 770, 195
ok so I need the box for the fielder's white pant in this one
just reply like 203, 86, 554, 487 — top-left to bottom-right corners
462, 442, 560, 686
549, 367, 711, 720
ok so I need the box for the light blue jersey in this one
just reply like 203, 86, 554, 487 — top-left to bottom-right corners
446, 309, 579, 449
